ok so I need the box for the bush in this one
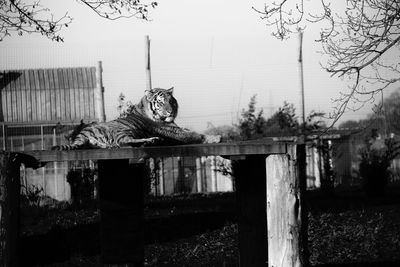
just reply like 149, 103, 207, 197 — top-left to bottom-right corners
66, 168, 97, 207
359, 135, 400, 197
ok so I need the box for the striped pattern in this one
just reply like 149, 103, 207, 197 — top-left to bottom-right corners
0, 67, 99, 123
52, 88, 219, 150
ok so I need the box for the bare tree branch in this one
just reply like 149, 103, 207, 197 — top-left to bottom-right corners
254, 0, 400, 123
0, 0, 157, 41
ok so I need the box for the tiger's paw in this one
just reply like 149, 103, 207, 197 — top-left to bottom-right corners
202, 135, 222, 144
142, 137, 164, 146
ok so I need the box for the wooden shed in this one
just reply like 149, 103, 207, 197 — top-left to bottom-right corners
0, 62, 105, 124
0, 62, 106, 201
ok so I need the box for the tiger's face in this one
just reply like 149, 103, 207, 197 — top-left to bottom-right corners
145, 87, 178, 123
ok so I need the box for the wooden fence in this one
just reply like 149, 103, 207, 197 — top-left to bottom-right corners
0, 141, 308, 267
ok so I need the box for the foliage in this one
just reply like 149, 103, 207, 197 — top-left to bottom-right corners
264, 101, 299, 136
236, 96, 326, 140
21, 184, 43, 208
339, 88, 400, 136
254, 0, 400, 123
117, 93, 135, 118
203, 124, 240, 142
66, 167, 97, 207
238, 95, 268, 140
359, 135, 400, 196
0, 0, 157, 42
382, 89, 400, 135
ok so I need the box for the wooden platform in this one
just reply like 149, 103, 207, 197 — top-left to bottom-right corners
24, 141, 288, 162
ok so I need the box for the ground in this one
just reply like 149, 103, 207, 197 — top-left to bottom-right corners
20, 191, 400, 266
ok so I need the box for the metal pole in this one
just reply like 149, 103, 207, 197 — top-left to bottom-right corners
298, 31, 306, 131
96, 61, 106, 122
145, 35, 152, 91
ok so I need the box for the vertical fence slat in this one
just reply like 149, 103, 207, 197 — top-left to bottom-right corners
53, 69, 61, 120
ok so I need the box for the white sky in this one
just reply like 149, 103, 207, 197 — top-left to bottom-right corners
1, 0, 398, 131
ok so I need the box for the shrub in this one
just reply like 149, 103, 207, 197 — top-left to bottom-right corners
359, 136, 400, 197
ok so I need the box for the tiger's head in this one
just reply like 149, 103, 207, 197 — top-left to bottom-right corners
142, 87, 178, 123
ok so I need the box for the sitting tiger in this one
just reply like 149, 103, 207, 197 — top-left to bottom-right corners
52, 87, 221, 150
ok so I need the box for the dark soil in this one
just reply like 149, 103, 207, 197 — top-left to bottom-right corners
20, 192, 400, 266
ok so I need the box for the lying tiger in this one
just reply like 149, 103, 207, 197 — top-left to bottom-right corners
52, 87, 220, 150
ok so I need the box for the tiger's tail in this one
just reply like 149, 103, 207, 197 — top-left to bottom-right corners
51, 144, 80, 151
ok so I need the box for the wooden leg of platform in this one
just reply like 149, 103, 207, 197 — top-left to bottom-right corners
0, 152, 22, 267
232, 155, 268, 266
98, 159, 145, 267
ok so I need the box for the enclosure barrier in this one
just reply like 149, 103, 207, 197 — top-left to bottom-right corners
0, 141, 308, 267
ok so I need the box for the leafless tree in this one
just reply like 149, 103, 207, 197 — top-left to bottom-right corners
0, 0, 157, 42
254, 0, 400, 124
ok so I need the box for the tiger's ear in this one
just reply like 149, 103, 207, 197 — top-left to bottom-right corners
167, 87, 174, 94
144, 89, 153, 100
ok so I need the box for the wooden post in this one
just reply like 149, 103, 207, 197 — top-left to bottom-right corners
145, 35, 152, 91
297, 144, 309, 266
232, 155, 268, 266
266, 147, 308, 267
0, 152, 40, 267
157, 158, 164, 195
298, 31, 306, 127
195, 157, 202, 192
98, 159, 145, 266
0, 152, 21, 267
210, 156, 217, 192
96, 61, 106, 122
2, 124, 7, 150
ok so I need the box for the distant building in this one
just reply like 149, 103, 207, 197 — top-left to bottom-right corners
0, 62, 105, 200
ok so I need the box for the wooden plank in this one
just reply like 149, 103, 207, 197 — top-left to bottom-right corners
42, 69, 49, 122
66, 69, 76, 120
4, 72, 11, 122
58, 69, 66, 120
82, 68, 90, 118
15, 73, 23, 121
38, 69, 46, 121
79, 87, 85, 119
77, 69, 85, 119
99, 159, 144, 265
24, 142, 287, 162
81, 67, 89, 88
45, 69, 56, 121
62, 69, 71, 120
71, 68, 80, 119
53, 69, 61, 120
10, 74, 17, 122
86, 67, 94, 88
20, 71, 27, 121
89, 67, 96, 118
29, 70, 38, 121
24, 71, 32, 121
88, 88, 94, 119
233, 155, 268, 266
1, 71, 7, 122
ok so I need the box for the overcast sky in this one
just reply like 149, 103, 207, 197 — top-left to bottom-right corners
1, 0, 397, 131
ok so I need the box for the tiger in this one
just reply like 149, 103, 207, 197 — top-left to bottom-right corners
52, 87, 221, 150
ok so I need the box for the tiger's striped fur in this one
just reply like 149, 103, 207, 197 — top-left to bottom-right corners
52, 88, 220, 150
